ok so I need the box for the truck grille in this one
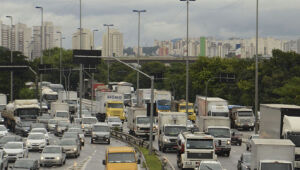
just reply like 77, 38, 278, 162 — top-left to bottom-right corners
140, 128, 150, 131
112, 111, 121, 116
295, 154, 300, 161
170, 139, 177, 143
187, 152, 213, 159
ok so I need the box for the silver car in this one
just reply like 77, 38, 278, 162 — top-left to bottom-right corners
106, 117, 123, 131
91, 123, 110, 144
3, 142, 28, 162
81, 117, 98, 136
26, 133, 47, 151
68, 128, 85, 146
47, 119, 58, 132
40, 145, 66, 167
198, 161, 223, 170
59, 139, 80, 158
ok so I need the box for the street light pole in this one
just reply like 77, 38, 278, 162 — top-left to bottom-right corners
133, 10, 146, 106
6, 16, 13, 102
79, 0, 83, 118
36, 6, 43, 113
91, 29, 98, 114
103, 24, 114, 83
57, 31, 63, 84
180, 0, 195, 115
255, 0, 259, 134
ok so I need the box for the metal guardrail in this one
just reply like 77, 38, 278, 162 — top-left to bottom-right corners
111, 130, 175, 170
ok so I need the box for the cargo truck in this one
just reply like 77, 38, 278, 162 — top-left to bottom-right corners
137, 89, 151, 107
176, 132, 216, 169
260, 104, 300, 169
127, 107, 155, 140
198, 116, 231, 156
155, 90, 172, 112
58, 91, 78, 114
50, 102, 70, 123
174, 101, 196, 122
229, 106, 255, 130
42, 87, 58, 109
158, 112, 187, 153
194, 96, 229, 117
251, 139, 294, 170
116, 82, 132, 106
95, 92, 125, 122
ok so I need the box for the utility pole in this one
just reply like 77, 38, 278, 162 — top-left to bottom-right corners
79, 0, 83, 118
133, 10, 146, 106
255, 0, 259, 134
57, 31, 64, 84
6, 16, 13, 102
91, 29, 98, 114
36, 6, 43, 113
103, 24, 114, 83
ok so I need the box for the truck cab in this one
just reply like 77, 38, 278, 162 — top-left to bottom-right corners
102, 146, 140, 170
106, 101, 125, 121
208, 105, 229, 117
178, 102, 196, 122
159, 124, 187, 152
177, 132, 216, 169
206, 126, 231, 156
156, 99, 171, 112
232, 108, 255, 130
54, 110, 70, 123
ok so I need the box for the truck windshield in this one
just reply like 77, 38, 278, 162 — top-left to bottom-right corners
108, 152, 136, 163
208, 128, 230, 138
187, 139, 214, 149
261, 163, 292, 170
157, 100, 171, 106
17, 109, 39, 119
107, 103, 123, 108
56, 112, 68, 118
287, 133, 300, 147
238, 111, 253, 117
165, 126, 186, 136
124, 94, 131, 100
137, 117, 150, 124
210, 112, 228, 117
93, 126, 109, 132
179, 105, 193, 110
45, 95, 58, 101
82, 118, 97, 124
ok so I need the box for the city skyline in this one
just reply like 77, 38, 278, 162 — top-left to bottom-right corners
1, 0, 300, 49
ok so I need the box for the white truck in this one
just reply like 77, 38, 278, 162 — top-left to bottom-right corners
158, 112, 187, 153
58, 91, 78, 114
154, 90, 172, 112
50, 102, 70, 123
95, 92, 125, 122
259, 104, 300, 169
194, 96, 229, 117
0, 94, 7, 111
251, 139, 294, 170
137, 89, 152, 107
127, 107, 155, 140
177, 132, 216, 169
229, 107, 255, 130
198, 116, 231, 156
42, 87, 58, 109
116, 82, 132, 106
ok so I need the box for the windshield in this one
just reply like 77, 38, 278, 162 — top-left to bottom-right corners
28, 134, 44, 140
108, 153, 136, 163
0, 126, 6, 131
124, 94, 131, 100
164, 126, 187, 136
93, 126, 109, 132
108, 118, 121, 122
210, 112, 229, 117
137, 117, 150, 124
56, 112, 69, 118
261, 163, 292, 170
48, 120, 58, 124
179, 105, 193, 110
208, 128, 230, 138
4, 143, 22, 149
17, 109, 39, 119
14, 160, 34, 168
187, 139, 214, 149
31, 129, 46, 134
45, 94, 58, 101
287, 133, 300, 147
43, 147, 61, 153
199, 163, 222, 170
82, 118, 97, 124
107, 103, 123, 108
0, 137, 16, 143
60, 140, 77, 145
238, 111, 253, 117
66, 100, 77, 104
157, 100, 171, 106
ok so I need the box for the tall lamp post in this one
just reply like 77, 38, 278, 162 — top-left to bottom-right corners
180, 0, 195, 116
133, 10, 146, 106
103, 24, 114, 83
56, 31, 64, 84
255, 0, 259, 134
6, 16, 13, 102
91, 29, 98, 113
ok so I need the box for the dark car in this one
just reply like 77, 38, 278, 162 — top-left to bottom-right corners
237, 152, 251, 170
15, 121, 31, 137
30, 123, 47, 131
59, 139, 80, 158
0, 135, 23, 149
11, 158, 40, 170
62, 132, 81, 149
54, 121, 70, 137
231, 129, 243, 146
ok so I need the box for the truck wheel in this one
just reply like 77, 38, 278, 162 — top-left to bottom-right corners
152, 136, 155, 140
226, 151, 230, 157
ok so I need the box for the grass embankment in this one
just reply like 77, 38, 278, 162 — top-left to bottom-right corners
139, 147, 162, 170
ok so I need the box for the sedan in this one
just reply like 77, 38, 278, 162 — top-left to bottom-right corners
67, 128, 85, 146
38, 114, 53, 125
26, 133, 47, 151
0, 150, 8, 170
11, 158, 40, 170
62, 132, 81, 149
3, 142, 28, 162
59, 139, 80, 158
48, 119, 58, 132
0, 135, 23, 149
15, 121, 31, 137
54, 121, 70, 137
30, 128, 49, 144
237, 152, 251, 170
40, 145, 66, 167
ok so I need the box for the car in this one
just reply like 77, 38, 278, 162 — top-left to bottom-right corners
59, 139, 80, 158
0, 150, 8, 170
0, 125, 8, 138
81, 117, 98, 136
67, 128, 85, 146
0, 115, 5, 125
198, 161, 223, 170
38, 114, 53, 125
26, 133, 47, 151
3, 142, 28, 162
0, 135, 23, 149
30, 123, 47, 131
11, 158, 40, 170
246, 134, 259, 151
47, 119, 58, 132
40, 145, 66, 167
91, 123, 110, 144
231, 129, 243, 146
54, 121, 70, 137
62, 132, 81, 149
106, 116, 123, 131
15, 121, 31, 137
237, 152, 251, 170
30, 128, 49, 144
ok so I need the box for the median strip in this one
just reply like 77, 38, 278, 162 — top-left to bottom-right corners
139, 146, 162, 170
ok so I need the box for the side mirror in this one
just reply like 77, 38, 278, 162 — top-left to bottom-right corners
137, 159, 141, 164
218, 140, 222, 146
102, 160, 106, 165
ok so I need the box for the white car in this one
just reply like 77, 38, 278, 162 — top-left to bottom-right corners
198, 161, 224, 170
0, 125, 8, 137
3, 142, 28, 162
26, 133, 47, 151
106, 117, 123, 131
30, 128, 49, 144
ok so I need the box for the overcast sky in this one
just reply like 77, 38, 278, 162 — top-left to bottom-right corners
1, 0, 299, 49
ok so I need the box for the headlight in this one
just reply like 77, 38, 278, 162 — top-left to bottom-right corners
56, 156, 60, 160
41, 156, 44, 160
73, 148, 77, 151
26, 141, 30, 146
227, 140, 231, 145
57, 127, 62, 131
92, 133, 96, 137
163, 138, 170, 143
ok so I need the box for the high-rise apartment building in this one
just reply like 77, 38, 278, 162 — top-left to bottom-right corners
102, 29, 123, 56
72, 28, 93, 50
